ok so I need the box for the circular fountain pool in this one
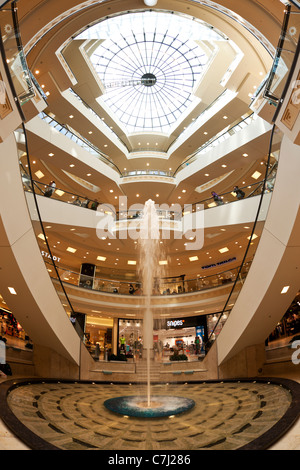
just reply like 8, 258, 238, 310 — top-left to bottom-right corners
104, 395, 195, 418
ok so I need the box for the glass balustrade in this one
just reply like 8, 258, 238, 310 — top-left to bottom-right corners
0, 1, 35, 104
39, 112, 122, 175
174, 112, 257, 174
263, 2, 299, 104
43, 259, 252, 297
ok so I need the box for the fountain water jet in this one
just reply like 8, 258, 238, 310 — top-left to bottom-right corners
104, 200, 195, 418
138, 199, 162, 406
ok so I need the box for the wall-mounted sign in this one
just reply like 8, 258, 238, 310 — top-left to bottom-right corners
201, 257, 236, 270
41, 250, 61, 263
167, 319, 185, 328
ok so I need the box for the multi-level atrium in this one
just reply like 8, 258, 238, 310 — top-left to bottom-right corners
0, 0, 299, 452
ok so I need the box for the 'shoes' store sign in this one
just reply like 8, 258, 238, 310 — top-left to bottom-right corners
167, 319, 185, 328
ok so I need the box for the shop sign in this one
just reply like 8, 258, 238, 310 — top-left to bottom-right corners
41, 250, 61, 262
167, 319, 185, 328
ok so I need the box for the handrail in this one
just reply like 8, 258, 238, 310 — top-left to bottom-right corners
205, 124, 277, 350
273, 32, 300, 123
45, 259, 252, 296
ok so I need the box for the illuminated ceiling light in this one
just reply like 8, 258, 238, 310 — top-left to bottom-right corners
159, 260, 168, 265
136, 194, 140, 197
45, 91, 50, 96
87, 173, 91, 176
182, 189, 186, 193
88, 131, 93, 134
109, 189, 114, 193
156, 194, 159, 197
243, 153, 248, 157
70, 164, 75, 168
35, 170, 44, 179
66, 247, 77, 253
35, 70, 40, 75
247, 233, 258, 240
251, 171, 261, 180
55, 189, 65, 196
8, 287, 17, 295
221, 164, 227, 168
189, 256, 198, 261
48, 153, 54, 157
281, 286, 290, 294
97, 256, 106, 261
219, 247, 229, 253
38, 233, 45, 240
204, 173, 209, 177
223, 115, 228, 119
128, 260, 136, 265
69, 115, 74, 119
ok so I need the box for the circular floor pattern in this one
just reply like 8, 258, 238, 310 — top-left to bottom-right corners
1, 379, 299, 450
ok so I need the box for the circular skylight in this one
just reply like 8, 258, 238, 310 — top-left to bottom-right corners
77, 11, 224, 134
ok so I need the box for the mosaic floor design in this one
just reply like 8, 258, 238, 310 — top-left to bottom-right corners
3, 380, 296, 450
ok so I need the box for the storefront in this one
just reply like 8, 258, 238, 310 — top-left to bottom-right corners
153, 316, 208, 359
117, 315, 208, 360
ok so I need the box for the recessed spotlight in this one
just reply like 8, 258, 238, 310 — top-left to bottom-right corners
69, 115, 74, 119
35, 170, 44, 179
48, 153, 54, 157
251, 171, 261, 180
8, 287, 17, 295
281, 286, 290, 294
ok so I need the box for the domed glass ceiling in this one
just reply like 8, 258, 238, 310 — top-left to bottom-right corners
77, 11, 225, 134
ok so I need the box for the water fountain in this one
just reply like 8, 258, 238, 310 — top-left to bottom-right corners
104, 200, 195, 418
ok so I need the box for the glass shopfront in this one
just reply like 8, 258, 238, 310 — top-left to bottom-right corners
153, 316, 207, 360
117, 315, 208, 361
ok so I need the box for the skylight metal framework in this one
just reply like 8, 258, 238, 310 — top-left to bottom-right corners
77, 11, 223, 133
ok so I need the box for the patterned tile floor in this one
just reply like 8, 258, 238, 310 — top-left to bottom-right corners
4, 380, 296, 450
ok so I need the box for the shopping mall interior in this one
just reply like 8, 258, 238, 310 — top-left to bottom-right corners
0, 0, 299, 453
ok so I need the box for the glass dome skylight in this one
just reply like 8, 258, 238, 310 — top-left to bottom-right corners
77, 11, 224, 134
